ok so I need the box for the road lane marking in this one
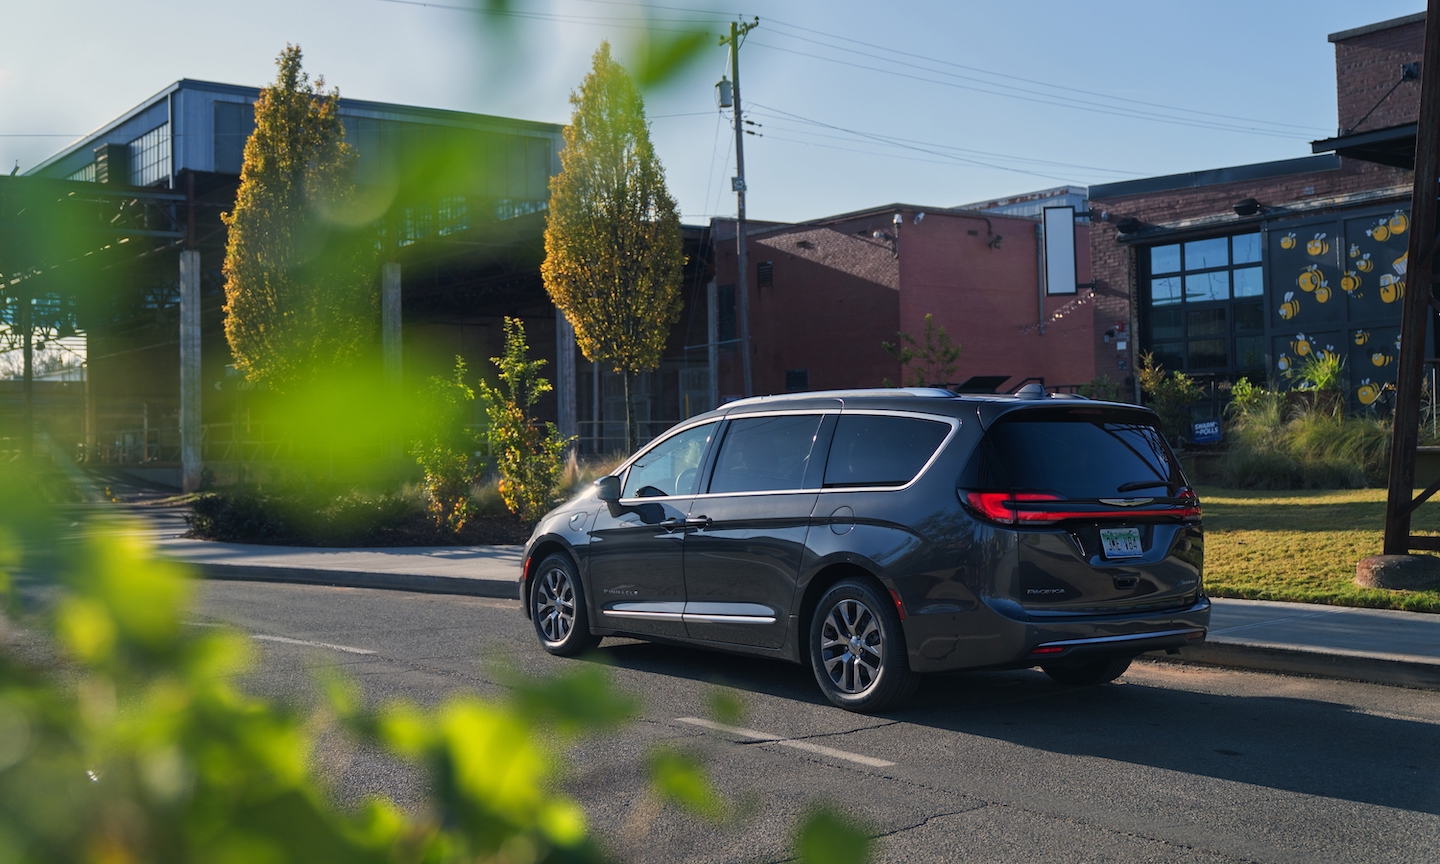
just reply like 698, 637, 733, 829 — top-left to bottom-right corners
188, 622, 377, 655
676, 717, 895, 768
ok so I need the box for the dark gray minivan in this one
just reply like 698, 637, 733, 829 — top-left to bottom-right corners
520, 388, 1208, 712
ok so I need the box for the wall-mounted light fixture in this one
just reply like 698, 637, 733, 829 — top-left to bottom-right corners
1116, 217, 1143, 235
1233, 197, 1262, 217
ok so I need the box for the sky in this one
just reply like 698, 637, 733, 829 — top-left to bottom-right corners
0, 0, 1428, 225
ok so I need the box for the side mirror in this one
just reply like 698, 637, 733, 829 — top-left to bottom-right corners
595, 475, 621, 504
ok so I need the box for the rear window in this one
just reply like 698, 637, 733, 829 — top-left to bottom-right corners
824, 414, 951, 488
970, 412, 1180, 498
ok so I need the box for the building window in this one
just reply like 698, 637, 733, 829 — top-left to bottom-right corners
129, 124, 171, 187
214, 102, 254, 174
1142, 231, 1264, 374
66, 162, 96, 183
757, 260, 773, 288
785, 369, 809, 392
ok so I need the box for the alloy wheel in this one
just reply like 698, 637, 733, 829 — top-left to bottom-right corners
535, 566, 577, 643
820, 598, 883, 694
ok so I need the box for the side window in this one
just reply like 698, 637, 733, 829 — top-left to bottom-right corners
622, 422, 716, 499
824, 414, 952, 488
708, 414, 824, 494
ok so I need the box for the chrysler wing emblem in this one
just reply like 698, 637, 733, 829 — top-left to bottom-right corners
1099, 498, 1154, 506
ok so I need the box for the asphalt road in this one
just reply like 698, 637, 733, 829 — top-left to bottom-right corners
188, 580, 1440, 864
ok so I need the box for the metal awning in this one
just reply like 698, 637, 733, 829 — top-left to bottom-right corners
1311, 123, 1417, 169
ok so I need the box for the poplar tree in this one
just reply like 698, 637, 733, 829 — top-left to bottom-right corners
542, 42, 684, 452
222, 45, 376, 390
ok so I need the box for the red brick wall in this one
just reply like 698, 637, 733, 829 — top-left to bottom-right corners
1334, 17, 1424, 133
713, 209, 1095, 395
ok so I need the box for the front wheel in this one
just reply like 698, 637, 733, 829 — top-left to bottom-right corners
531, 553, 600, 656
809, 578, 919, 713
1042, 655, 1132, 686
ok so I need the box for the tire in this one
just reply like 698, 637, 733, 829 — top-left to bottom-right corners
530, 553, 600, 656
808, 578, 920, 713
1042, 655, 1132, 686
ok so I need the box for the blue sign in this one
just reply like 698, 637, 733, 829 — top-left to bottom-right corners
1191, 420, 1222, 444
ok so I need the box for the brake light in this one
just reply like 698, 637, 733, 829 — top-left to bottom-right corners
1176, 487, 1203, 520
1030, 645, 1066, 655
963, 489, 1202, 525
964, 491, 1063, 524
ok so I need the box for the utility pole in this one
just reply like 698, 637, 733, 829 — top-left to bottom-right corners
721, 17, 759, 398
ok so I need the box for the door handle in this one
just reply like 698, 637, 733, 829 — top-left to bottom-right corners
659, 518, 685, 530
685, 515, 712, 526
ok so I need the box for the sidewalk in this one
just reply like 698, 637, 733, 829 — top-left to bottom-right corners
133, 504, 1440, 690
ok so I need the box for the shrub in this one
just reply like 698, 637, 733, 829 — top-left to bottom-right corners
1218, 380, 1389, 489
480, 318, 572, 522
1076, 374, 1124, 402
412, 356, 485, 532
1137, 352, 1204, 446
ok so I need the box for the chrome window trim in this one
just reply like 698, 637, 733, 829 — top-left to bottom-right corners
613, 408, 962, 503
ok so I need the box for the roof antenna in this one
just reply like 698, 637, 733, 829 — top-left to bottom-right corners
10, 162, 17, 176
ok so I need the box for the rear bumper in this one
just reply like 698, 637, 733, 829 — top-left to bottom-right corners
904, 595, 1211, 673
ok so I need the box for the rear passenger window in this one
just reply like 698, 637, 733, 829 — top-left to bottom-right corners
824, 414, 951, 488
709, 414, 824, 494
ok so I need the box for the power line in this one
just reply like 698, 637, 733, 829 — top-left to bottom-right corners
762, 18, 1329, 136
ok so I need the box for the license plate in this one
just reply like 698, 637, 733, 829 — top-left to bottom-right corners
1100, 527, 1143, 558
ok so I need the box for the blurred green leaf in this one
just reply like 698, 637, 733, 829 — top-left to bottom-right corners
705, 688, 746, 726
648, 747, 725, 821
797, 807, 873, 864
507, 664, 637, 736
631, 27, 713, 90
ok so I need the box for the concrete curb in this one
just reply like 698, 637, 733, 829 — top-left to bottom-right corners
1147, 640, 1440, 691
197, 563, 520, 601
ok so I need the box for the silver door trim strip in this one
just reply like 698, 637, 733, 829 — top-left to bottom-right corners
603, 610, 685, 621
683, 614, 777, 625
603, 601, 778, 625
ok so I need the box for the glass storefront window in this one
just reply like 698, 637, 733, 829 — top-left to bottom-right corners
1233, 302, 1265, 332
1185, 271, 1229, 303
1187, 308, 1227, 337
1151, 342, 1184, 372
1151, 244, 1181, 274
1233, 232, 1262, 264
1233, 266, 1263, 297
1188, 339, 1228, 369
1150, 307, 1182, 341
1151, 276, 1182, 305
1184, 237, 1229, 269
1236, 336, 1266, 369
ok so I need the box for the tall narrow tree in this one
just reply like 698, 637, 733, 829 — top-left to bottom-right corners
542, 42, 684, 452
222, 45, 376, 391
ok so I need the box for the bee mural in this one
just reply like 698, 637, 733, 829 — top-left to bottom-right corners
1315, 283, 1332, 303
1350, 243, 1361, 259
1341, 270, 1362, 295
1390, 210, 1409, 235
1396, 333, 1403, 351
1297, 265, 1325, 293
1354, 330, 1371, 346
1318, 344, 1341, 362
1290, 333, 1313, 357
1358, 378, 1382, 406
1369, 220, 1391, 243
1372, 351, 1395, 367
1380, 273, 1406, 304
1306, 233, 1330, 256
1357, 253, 1374, 272
1281, 232, 1298, 250
1279, 291, 1301, 320
1394, 251, 1408, 276
1277, 353, 1293, 376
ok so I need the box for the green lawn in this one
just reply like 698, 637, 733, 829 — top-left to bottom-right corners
1197, 485, 1440, 613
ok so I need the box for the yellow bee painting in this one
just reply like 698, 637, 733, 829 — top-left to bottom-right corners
1341, 270, 1362, 294
1281, 232, 1298, 250
1358, 378, 1381, 406
1390, 211, 1409, 235
1350, 243, 1361, 259
1290, 333, 1313, 357
1380, 273, 1406, 303
1357, 253, 1374, 272
1277, 353, 1293, 375
1369, 220, 1391, 243
1394, 251, 1408, 276
1306, 233, 1330, 256
1297, 265, 1325, 293
1372, 351, 1395, 367
1315, 284, 1332, 303
1318, 345, 1340, 363
1354, 330, 1371, 345
1279, 291, 1301, 320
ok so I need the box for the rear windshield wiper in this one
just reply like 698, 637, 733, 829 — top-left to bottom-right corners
1116, 480, 1170, 493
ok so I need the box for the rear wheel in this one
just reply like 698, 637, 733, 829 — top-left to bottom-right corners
809, 578, 919, 713
1042, 655, 1132, 686
531, 553, 600, 656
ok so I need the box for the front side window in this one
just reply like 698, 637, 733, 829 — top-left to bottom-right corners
824, 414, 951, 488
622, 421, 715, 499
708, 414, 824, 494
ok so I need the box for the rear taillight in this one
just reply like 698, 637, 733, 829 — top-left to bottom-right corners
963, 488, 1202, 525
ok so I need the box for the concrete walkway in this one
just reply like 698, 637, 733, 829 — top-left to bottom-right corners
129, 503, 1440, 690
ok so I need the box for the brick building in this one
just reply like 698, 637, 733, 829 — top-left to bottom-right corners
1088, 12, 1424, 426
709, 199, 1095, 400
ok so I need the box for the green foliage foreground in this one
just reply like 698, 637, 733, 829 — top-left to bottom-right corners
0, 463, 869, 861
